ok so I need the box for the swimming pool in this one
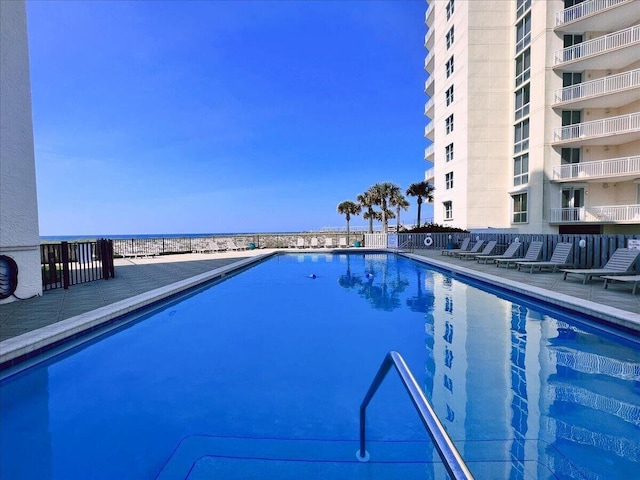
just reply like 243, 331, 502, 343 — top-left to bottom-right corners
1, 253, 638, 479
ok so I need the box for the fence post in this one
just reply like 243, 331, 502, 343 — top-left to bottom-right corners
61, 241, 70, 289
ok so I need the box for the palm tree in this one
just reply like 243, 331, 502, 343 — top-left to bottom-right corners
390, 190, 410, 231
357, 188, 380, 234
371, 182, 400, 233
337, 200, 361, 244
406, 181, 435, 228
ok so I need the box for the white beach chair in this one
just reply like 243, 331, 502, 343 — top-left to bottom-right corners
296, 237, 306, 248
339, 237, 348, 248
324, 238, 334, 248
310, 237, 319, 248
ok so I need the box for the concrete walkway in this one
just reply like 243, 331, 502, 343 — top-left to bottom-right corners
1, 248, 638, 344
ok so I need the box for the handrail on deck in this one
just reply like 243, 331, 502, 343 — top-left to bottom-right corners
358, 351, 474, 480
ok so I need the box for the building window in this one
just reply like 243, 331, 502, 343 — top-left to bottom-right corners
515, 48, 530, 87
516, 0, 531, 19
446, 56, 454, 78
561, 148, 580, 164
445, 143, 454, 162
445, 85, 454, 106
513, 154, 529, 186
562, 72, 583, 87
445, 114, 454, 134
514, 84, 530, 120
446, 0, 454, 20
514, 119, 529, 153
445, 172, 454, 189
444, 201, 453, 220
512, 193, 528, 224
446, 26, 455, 49
563, 34, 583, 48
515, 13, 531, 53
562, 110, 581, 126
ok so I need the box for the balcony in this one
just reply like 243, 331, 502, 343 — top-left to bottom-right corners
552, 155, 640, 182
424, 75, 434, 96
424, 28, 434, 51
425, 2, 434, 25
555, 0, 637, 34
552, 112, 640, 147
424, 50, 434, 72
553, 69, 640, 109
424, 143, 434, 161
424, 121, 434, 140
554, 25, 640, 72
550, 204, 640, 223
425, 167, 434, 183
424, 97, 434, 117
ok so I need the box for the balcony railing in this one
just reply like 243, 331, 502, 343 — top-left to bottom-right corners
425, 167, 434, 182
424, 144, 434, 160
552, 155, 640, 180
424, 76, 434, 95
555, 0, 632, 27
550, 204, 640, 223
425, 2, 434, 25
424, 97, 434, 116
424, 122, 434, 138
553, 112, 640, 142
424, 51, 434, 71
554, 25, 640, 66
554, 69, 640, 104
424, 28, 434, 49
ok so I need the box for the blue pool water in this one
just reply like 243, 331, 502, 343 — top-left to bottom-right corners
1, 253, 639, 479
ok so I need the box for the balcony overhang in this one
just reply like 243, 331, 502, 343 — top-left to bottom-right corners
424, 144, 434, 161
552, 129, 640, 147
554, 43, 640, 72
424, 76, 434, 97
424, 167, 434, 183
549, 205, 640, 224
553, 84, 640, 109
554, 0, 638, 34
424, 29, 434, 51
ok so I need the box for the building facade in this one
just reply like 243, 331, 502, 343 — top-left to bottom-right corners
0, 0, 42, 303
424, 0, 640, 234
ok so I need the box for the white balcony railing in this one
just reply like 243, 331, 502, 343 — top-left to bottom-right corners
554, 69, 640, 104
424, 76, 434, 94
425, 2, 434, 25
424, 144, 434, 159
553, 112, 640, 142
424, 122, 434, 138
424, 51, 434, 71
550, 204, 640, 223
424, 97, 434, 116
552, 155, 640, 180
555, 0, 632, 27
424, 167, 434, 182
554, 25, 640, 66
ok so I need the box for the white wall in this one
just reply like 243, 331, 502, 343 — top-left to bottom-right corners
0, 0, 42, 303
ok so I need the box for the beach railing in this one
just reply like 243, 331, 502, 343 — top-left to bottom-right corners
41, 239, 115, 291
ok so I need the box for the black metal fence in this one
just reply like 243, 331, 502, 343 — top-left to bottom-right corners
395, 233, 640, 271
41, 239, 115, 291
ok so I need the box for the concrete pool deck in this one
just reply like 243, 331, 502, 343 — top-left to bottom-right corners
1, 247, 638, 368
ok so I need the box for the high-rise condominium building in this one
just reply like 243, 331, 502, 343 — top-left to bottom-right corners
424, 0, 640, 234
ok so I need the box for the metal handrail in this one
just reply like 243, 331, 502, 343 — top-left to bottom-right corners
358, 351, 474, 480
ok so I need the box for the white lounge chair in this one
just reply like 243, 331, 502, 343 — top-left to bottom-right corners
516, 242, 573, 273
324, 238, 334, 248
476, 242, 521, 264
338, 237, 348, 248
310, 237, 319, 248
496, 241, 542, 269
561, 248, 640, 284
296, 237, 306, 248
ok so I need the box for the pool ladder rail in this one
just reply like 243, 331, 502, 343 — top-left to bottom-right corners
358, 351, 474, 480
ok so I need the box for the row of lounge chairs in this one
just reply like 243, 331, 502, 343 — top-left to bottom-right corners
440, 240, 640, 293
193, 238, 251, 253
291, 237, 348, 248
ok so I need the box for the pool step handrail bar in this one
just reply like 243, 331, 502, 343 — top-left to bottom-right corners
358, 351, 474, 480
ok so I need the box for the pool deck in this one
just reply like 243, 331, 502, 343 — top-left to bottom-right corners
1, 247, 638, 368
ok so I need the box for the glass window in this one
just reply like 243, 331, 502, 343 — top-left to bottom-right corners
446, 26, 455, 49
562, 110, 581, 126
444, 201, 453, 220
512, 193, 528, 224
515, 48, 530, 87
445, 143, 454, 162
446, 56, 454, 78
514, 119, 529, 153
446, 0, 455, 20
445, 114, 454, 134
514, 84, 530, 120
513, 154, 529, 186
561, 148, 580, 164
562, 72, 583, 87
445, 172, 454, 189
563, 34, 583, 48
516, 0, 531, 19
516, 13, 531, 53
445, 85, 454, 106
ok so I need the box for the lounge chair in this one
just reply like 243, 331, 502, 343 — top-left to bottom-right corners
441, 238, 471, 256
296, 237, 306, 248
338, 237, 348, 248
310, 237, 319, 248
561, 248, 640, 284
496, 241, 542, 269
324, 238, 334, 248
476, 242, 521, 264
516, 242, 573, 273
602, 274, 640, 295
456, 240, 497, 261
451, 240, 483, 259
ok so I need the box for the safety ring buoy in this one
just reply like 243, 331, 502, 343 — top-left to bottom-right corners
424, 236, 433, 247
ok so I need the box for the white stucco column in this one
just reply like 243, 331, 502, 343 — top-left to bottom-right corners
0, 0, 42, 303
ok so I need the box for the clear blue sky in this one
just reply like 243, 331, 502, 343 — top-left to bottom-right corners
27, 0, 431, 235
